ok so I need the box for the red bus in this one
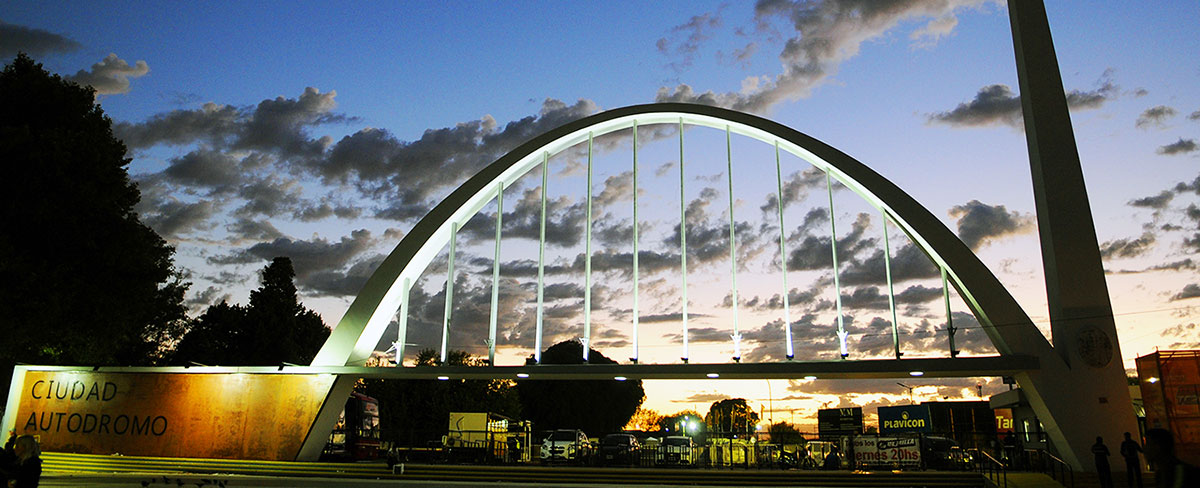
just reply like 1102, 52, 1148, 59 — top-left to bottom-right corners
324, 392, 381, 460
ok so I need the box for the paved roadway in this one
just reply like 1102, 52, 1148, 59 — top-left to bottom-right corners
40, 473, 802, 488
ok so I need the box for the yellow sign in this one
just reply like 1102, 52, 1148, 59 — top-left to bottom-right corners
13, 371, 335, 460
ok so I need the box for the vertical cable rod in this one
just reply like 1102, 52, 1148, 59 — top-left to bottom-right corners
943, 267, 958, 358
534, 152, 548, 363
440, 222, 458, 363
393, 277, 411, 367
882, 211, 901, 359
827, 174, 848, 358
631, 122, 641, 363
726, 126, 741, 362
582, 132, 594, 361
487, 182, 503, 366
679, 118, 689, 363
774, 141, 794, 360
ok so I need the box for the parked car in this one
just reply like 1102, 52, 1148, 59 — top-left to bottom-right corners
540, 429, 592, 464
599, 433, 640, 466
659, 436, 695, 465
921, 436, 973, 470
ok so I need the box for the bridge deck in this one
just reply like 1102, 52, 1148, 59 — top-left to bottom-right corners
30, 354, 1038, 380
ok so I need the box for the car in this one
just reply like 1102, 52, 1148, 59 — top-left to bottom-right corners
921, 436, 973, 470
659, 436, 695, 465
540, 429, 592, 464
599, 433, 640, 466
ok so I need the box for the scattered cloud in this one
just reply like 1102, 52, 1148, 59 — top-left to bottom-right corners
65, 53, 149, 95
657, 0, 989, 113
0, 21, 81, 57
657, 11, 723, 72
910, 15, 959, 49
1157, 138, 1197, 156
1171, 284, 1200, 301
1129, 191, 1174, 210
948, 200, 1034, 250
1135, 105, 1177, 129
927, 72, 1118, 128
1100, 233, 1156, 259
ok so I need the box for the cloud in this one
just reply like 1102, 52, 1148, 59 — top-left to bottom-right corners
160, 149, 243, 194
926, 84, 1022, 127
208, 229, 375, 280
1190, 109, 1200, 121
0, 21, 81, 57
657, 0, 988, 113
225, 218, 284, 243
1100, 233, 1156, 259
1171, 284, 1200, 301
838, 242, 940, 286
658, 11, 723, 72
948, 200, 1034, 250
139, 198, 218, 240
186, 285, 231, 310
910, 15, 959, 49
1129, 191, 1174, 210
1135, 105, 1177, 129
64, 53, 148, 95
301, 253, 386, 298
115, 102, 241, 149
927, 73, 1118, 128
1157, 138, 1198, 156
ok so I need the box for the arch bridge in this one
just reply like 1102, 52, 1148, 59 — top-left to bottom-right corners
304, 102, 1134, 470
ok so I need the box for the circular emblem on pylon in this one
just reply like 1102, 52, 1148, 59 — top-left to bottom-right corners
1076, 325, 1113, 368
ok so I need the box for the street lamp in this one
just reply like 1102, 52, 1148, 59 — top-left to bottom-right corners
897, 382, 914, 404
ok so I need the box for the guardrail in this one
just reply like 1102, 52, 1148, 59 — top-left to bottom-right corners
1037, 450, 1073, 488
969, 448, 1006, 488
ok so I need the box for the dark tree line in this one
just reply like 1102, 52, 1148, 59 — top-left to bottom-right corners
170, 257, 330, 366
0, 54, 645, 437
0, 54, 188, 395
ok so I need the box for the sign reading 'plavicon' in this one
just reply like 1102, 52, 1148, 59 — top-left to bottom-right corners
878, 405, 932, 434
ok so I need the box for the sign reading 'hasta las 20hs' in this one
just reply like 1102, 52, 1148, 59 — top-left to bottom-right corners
10, 369, 336, 460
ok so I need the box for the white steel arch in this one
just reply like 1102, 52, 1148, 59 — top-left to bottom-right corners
311, 102, 1051, 369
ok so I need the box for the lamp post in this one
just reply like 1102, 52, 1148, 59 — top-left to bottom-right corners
897, 382, 914, 404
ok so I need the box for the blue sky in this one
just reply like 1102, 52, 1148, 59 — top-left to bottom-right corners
4, 1, 1199, 428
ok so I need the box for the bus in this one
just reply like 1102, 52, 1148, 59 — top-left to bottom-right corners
325, 392, 381, 460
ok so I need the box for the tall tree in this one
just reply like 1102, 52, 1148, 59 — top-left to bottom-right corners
357, 349, 521, 446
171, 257, 329, 366
705, 398, 760, 436
0, 54, 188, 394
515, 340, 645, 434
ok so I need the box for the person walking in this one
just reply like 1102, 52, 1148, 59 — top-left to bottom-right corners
1120, 432, 1143, 488
1093, 436, 1114, 488
0, 435, 41, 488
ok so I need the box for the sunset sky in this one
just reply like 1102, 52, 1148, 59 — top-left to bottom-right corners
4, 1, 1199, 430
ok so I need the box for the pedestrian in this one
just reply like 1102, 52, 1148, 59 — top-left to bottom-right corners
1143, 428, 1199, 488
823, 445, 841, 470
0, 435, 41, 488
1093, 436, 1113, 488
1120, 431, 1143, 488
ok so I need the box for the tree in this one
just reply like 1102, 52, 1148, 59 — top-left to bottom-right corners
624, 407, 664, 431
705, 398, 760, 436
515, 340, 645, 434
0, 54, 188, 394
357, 349, 521, 446
767, 422, 805, 444
658, 410, 707, 442
171, 257, 329, 366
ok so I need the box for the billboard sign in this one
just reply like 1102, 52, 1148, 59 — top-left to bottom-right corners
878, 405, 932, 434
7, 369, 336, 460
817, 407, 863, 437
853, 436, 921, 467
